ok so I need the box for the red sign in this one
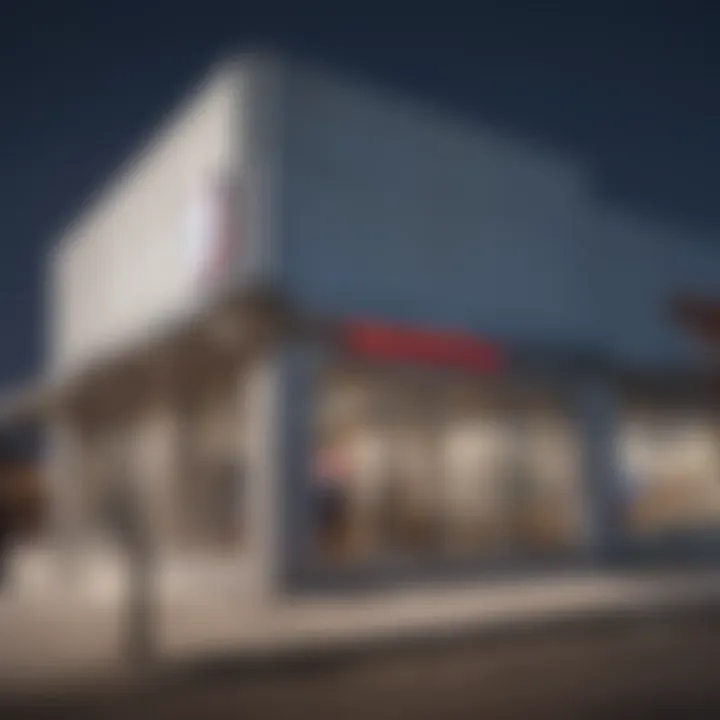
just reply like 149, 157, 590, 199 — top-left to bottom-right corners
342, 321, 504, 373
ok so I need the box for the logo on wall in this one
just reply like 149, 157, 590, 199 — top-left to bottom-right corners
185, 171, 241, 289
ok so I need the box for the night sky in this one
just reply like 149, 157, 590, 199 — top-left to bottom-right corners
0, 1, 718, 387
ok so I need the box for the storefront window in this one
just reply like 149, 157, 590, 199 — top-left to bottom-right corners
512, 409, 587, 553
84, 422, 131, 541
183, 376, 245, 551
313, 368, 384, 562
384, 377, 441, 555
618, 408, 720, 537
313, 365, 587, 567
440, 383, 514, 556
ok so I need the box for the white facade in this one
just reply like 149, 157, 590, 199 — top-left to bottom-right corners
47, 61, 242, 378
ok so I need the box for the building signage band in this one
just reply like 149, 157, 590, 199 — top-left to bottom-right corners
341, 321, 504, 373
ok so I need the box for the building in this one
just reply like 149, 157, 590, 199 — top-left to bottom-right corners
3, 49, 720, 612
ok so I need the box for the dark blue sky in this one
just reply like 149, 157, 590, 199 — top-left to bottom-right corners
0, 1, 718, 386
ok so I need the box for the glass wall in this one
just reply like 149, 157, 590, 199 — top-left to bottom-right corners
618, 405, 720, 538
182, 374, 245, 552
312, 365, 588, 567
75, 349, 248, 557
81, 419, 132, 542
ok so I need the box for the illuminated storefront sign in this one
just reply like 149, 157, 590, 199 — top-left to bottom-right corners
341, 321, 504, 373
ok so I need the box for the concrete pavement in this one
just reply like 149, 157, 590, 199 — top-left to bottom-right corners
4, 544, 720, 696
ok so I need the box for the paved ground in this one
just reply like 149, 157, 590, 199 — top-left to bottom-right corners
2, 607, 720, 719
4, 564, 720, 686
4, 557, 720, 717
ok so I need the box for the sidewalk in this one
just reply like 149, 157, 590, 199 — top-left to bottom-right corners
3, 549, 720, 697
4, 602, 720, 720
